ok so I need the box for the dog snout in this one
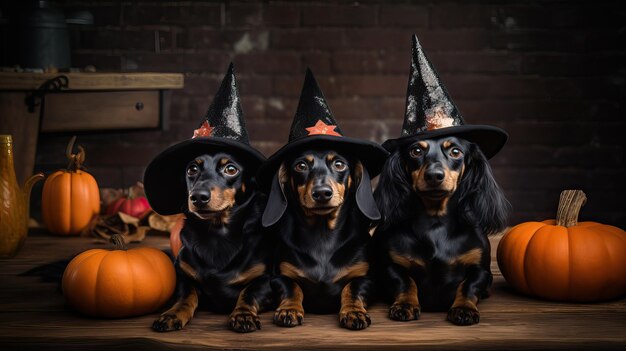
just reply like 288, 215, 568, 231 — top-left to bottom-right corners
424, 166, 445, 186
190, 189, 211, 207
311, 185, 333, 203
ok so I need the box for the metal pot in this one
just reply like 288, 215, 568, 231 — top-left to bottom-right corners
16, 0, 92, 69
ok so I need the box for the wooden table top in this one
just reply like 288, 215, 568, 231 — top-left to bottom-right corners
0, 233, 624, 350
0, 72, 184, 91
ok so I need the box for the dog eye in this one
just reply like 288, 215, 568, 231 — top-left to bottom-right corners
223, 164, 239, 176
187, 164, 199, 177
294, 161, 308, 172
409, 147, 422, 158
332, 160, 347, 172
449, 148, 463, 158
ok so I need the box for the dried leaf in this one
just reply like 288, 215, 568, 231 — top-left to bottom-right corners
118, 212, 140, 226
148, 213, 183, 232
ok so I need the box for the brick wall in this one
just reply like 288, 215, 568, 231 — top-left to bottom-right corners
3, 1, 625, 227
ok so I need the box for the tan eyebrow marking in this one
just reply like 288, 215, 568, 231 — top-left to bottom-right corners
218, 158, 231, 167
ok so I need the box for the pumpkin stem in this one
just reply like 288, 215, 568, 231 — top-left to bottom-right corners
556, 190, 587, 227
110, 233, 128, 251
66, 136, 86, 172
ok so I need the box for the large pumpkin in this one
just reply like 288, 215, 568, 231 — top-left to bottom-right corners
62, 234, 176, 318
42, 136, 100, 235
497, 190, 626, 302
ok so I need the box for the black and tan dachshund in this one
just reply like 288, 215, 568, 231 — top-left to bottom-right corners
372, 136, 509, 325
152, 153, 274, 333
262, 149, 380, 330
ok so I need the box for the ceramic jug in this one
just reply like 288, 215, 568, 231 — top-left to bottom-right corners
0, 135, 44, 257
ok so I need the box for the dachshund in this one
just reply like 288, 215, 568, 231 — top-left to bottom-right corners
372, 136, 509, 325
261, 148, 381, 330
152, 152, 274, 333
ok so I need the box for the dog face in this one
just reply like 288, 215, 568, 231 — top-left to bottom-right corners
403, 137, 470, 199
262, 148, 379, 228
185, 153, 245, 221
286, 150, 351, 217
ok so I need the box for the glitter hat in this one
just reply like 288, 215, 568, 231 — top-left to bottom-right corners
144, 63, 265, 215
383, 35, 507, 159
256, 68, 388, 190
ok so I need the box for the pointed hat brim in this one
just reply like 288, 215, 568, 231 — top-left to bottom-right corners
382, 124, 508, 159
256, 134, 389, 191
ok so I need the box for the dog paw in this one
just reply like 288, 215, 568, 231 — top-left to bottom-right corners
228, 310, 261, 333
389, 303, 420, 321
152, 313, 185, 332
273, 308, 304, 327
447, 307, 480, 326
339, 310, 371, 330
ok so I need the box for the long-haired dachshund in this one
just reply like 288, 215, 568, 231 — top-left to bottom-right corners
372, 136, 509, 325
152, 153, 274, 333
262, 148, 379, 330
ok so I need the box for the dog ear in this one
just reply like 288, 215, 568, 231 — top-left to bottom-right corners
457, 143, 510, 235
373, 151, 412, 227
353, 161, 380, 221
261, 163, 288, 227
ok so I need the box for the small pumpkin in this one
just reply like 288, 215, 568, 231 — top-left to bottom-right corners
42, 136, 100, 235
62, 234, 176, 318
106, 187, 151, 218
497, 190, 626, 302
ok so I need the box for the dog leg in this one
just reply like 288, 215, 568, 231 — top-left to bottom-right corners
385, 263, 421, 321
228, 275, 272, 333
447, 266, 492, 326
152, 286, 198, 332
272, 276, 304, 327
339, 277, 372, 330
389, 277, 421, 321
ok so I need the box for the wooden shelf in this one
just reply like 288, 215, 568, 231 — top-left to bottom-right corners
0, 71, 183, 183
0, 72, 184, 91
0, 233, 624, 350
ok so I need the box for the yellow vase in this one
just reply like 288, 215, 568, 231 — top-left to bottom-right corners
0, 135, 44, 257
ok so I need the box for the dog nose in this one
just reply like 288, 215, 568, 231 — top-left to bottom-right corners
311, 185, 333, 203
424, 167, 445, 186
190, 190, 211, 207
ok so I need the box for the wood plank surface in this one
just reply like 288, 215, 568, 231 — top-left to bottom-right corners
0, 234, 624, 350
0, 72, 184, 91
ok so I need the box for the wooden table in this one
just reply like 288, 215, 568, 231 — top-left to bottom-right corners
0, 233, 624, 350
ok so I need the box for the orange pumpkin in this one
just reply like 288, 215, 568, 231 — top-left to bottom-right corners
497, 190, 626, 302
62, 234, 176, 318
42, 136, 100, 235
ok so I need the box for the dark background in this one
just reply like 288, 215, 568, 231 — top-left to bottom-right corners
1, 0, 625, 228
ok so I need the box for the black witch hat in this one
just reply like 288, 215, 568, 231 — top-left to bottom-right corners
258, 68, 389, 226
143, 63, 265, 215
383, 35, 508, 159
257, 68, 389, 188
